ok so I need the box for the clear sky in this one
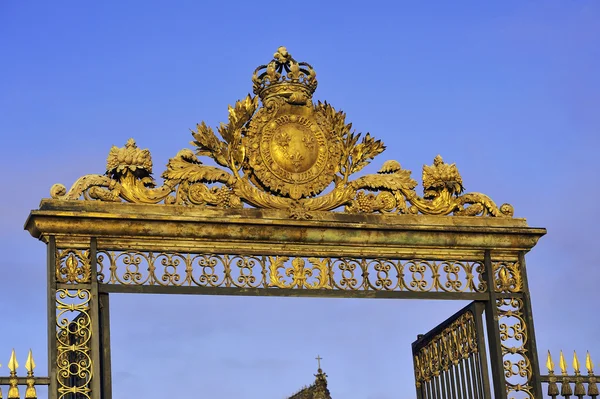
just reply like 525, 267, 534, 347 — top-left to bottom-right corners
1, 1, 599, 398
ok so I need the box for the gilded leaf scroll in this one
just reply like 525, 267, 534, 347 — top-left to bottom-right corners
50, 47, 513, 219
96, 251, 486, 294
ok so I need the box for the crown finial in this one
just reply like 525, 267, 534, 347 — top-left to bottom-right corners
252, 47, 317, 105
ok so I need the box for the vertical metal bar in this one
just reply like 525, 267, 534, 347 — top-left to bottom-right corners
463, 357, 474, 399
458, 358, 468, 399
468, 351, 481, 399
445, 369, 453, 399
47, 236, 58, 399
433, 374, 441, 399
483, 250, 509, 399
474, 302, 493, 398
425, 378, 432, 399
90, 238, 102, 399
474, 351, 487, 399
449, 365, 459, 399
518, 251, 543, 397
440, 368, 449, 398
99, 293, 112, 399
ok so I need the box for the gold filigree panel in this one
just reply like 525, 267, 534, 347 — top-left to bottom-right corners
56, 249, 91, 284
56, 289, 92, 399
413, 311, 479, 386
96, 251, 487, 293
497, 298, 533, 399
493, 261, 522, 293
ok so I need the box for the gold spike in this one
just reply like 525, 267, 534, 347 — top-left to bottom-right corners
573, 350, 581, 374
25, 349, 35, 373
586, 351, 594, 374
7, 349, 19, 399
546, 350, 555, 373
559, 350, 568, 374
7, 349, 18, 373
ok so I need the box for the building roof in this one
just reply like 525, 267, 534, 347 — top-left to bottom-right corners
287, 368, 332, 399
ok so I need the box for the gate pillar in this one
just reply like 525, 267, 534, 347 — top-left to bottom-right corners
484, 250, 543, 398
50, 236, 103, 399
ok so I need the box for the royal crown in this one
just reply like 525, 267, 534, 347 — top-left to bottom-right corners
252, 46, 317, 104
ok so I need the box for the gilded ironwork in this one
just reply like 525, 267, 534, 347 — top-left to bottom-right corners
50, 47, 513, 219
412, 303, 492, 399
96, 251, 486, 293
496, 298, 534, 398
493, 261, 522, 293
56, 289, 92, 399
8, 350, 19, 399
56, 249, 91, 284
543, 351, 599, 398
25, 350, 37, 399
413, 311, 478, 386
269, 257, 331, 289
19, 46, 556, 399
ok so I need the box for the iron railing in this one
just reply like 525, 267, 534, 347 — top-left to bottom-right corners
541, 350, 599, 398
412, 302, 492, 399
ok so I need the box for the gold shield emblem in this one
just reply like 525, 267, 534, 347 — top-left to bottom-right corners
247, 106, 341, 199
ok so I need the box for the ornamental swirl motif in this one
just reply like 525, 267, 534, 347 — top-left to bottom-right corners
497, 298, 534, 399
56, 289, 92, 399
96, 251, 486, 294
413, 310, 480, 386
50, 47, 514, 219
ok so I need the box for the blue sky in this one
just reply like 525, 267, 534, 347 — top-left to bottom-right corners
1, 1, 599, 398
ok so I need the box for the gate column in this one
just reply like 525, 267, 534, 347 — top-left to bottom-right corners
51, 236, 102, 399
484, 250, 543, 398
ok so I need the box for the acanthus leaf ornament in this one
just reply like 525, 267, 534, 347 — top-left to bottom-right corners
50, 47, 514, 219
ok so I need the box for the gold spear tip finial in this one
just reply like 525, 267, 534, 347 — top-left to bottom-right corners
585, 351, 595, 374
25, 349, 35, 373
559, 350, 568, 374
546, 350, 555, 372
573, 350, 581, 373
8, 349, 18, 372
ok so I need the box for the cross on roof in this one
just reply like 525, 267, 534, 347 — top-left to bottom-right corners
316, 355, 323, 369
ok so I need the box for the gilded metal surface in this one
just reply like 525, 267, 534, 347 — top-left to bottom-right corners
496, 298, 534, 398
96, 251, 486, 293
269, 257, 331, 289
493, 261, 522, 293
25, 350, 37, 399
50, 47, 513, 219
543, 351, 599, 397
56, 289, 92, 399
8, 350, 19, 399
56, 249, 91, 284
413, 310, 478, 387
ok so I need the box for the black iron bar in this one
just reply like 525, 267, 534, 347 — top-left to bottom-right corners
449, 365, 459, 399
468, 354, 481, 399
463, 357, 475, 399
458, 358, 468, 399
47, 236, 58, 399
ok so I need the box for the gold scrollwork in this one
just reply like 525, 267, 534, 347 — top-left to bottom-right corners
97, 251, 486, 294
269, 257, 331, 289
493, 261, 522, 293
50, 47, 513, 219
413, 311, 479, 386
56, 249, 91, 284
56, 288, 92, 399
497, 298, 534, 398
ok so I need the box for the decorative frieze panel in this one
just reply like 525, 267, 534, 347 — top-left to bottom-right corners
96, 251, 487, 294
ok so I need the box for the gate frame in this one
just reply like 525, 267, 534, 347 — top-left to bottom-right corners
26, 199, 546, 399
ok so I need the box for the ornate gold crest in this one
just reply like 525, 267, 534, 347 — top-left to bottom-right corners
51, 46, 514, 219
